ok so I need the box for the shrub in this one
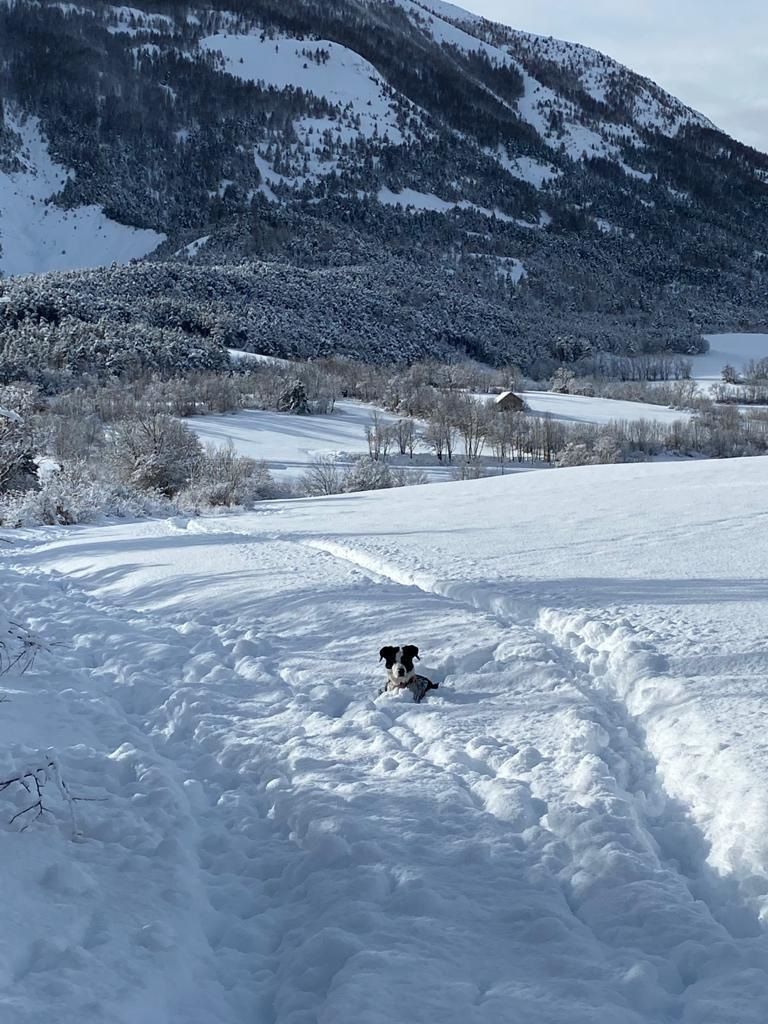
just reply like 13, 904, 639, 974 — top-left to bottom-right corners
0, 462, 171, 526
108, 412, 203, 495
0, 612, 47, 675
451, 464, 487, 481
342, 456, 393, 492
300, 456, 344, 496
177, 444, 278, 510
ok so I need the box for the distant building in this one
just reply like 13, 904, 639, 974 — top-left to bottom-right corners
494, 391, 525, 413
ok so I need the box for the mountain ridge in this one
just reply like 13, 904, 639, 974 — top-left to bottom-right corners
0, 0, 766, 374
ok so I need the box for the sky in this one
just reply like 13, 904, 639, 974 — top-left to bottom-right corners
461, 1, 768, 153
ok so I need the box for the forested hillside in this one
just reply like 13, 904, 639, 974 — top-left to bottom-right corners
1, 0, 767, 372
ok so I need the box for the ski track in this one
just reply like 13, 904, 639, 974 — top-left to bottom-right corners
2, 523, 768, 1021
300, 538, 768, 1010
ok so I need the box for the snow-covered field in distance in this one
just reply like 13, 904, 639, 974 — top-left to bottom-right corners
3, 456, 768, 1021
187, 400, 464, 482
194, 332, 768, 481
187, 391, 690, 483
518, 390, 690, 425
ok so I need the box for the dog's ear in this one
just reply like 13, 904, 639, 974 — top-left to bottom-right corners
403, 644, 420, 661
379, 646, 395, 662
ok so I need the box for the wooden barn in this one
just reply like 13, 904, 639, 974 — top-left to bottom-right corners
494, 391, 525, 413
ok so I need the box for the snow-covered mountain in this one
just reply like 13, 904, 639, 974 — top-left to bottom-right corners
0, 0, 767, 366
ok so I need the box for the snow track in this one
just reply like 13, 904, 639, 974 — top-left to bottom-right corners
301, 538, 768, 1018
4, 457, 768, 1022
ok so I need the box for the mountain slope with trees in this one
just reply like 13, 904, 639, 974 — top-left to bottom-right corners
0, 0, 767, 372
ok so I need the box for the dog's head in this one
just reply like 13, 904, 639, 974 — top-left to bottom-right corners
379, 644, 420, 685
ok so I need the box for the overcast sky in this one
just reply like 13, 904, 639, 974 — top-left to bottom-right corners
460, 1, 768, 153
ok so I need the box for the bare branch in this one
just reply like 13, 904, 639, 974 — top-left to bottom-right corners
0, 756, 85, 837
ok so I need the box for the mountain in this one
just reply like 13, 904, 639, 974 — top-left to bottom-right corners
1, 0, 767, 374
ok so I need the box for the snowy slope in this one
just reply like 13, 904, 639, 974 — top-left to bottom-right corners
519, 391, 691, 425
198, 29, 422, 190
191, 0, 718, 218
0, 116, 164, 277
3, 456, 768, 1021
400, 0, 714, 161
199, 33, 412, 145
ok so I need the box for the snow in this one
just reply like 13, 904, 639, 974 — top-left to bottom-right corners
185, 391, 688, 486
226, 348, 289, 367
199, 33, 412, 145
378, 186, 457, 214
403, 0, 504, 60
691, 333, 768, 383
491, 256, 526, 283
4, 455, 768, 1020
496, 152, 560, 190
414, 0, 484, 25
173, 235, 210, 258
377, 186, 516, 222
187, 401, 455, 483
105, 5, 174, 35
620, 163, 653, 183
0, 116, 164, 277
518, 391, 691, 426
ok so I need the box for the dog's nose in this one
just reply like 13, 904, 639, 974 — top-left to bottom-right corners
395, 666, 405, 676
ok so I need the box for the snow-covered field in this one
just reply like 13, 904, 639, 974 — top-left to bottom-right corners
519, 391, 690, 425
3, 456, 768, 1021
186, 400, 463, 483
0, 116, 164, 277
187, 392, 690, 484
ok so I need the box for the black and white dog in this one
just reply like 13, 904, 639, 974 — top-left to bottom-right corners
379, 645, 439, 703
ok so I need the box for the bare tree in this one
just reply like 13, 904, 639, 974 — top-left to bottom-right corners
300, 456, 343, 496
365, 413, 393, 462
454, 396, 491, 462
422, 418, 447, 462
422, 394, 460, 463
179, 443, 276, 508
394, 418, 416, 457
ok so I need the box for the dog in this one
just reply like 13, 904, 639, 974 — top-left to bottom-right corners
378, 645, 439, 703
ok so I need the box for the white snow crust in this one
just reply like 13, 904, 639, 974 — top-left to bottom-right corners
4, 452, 768, 1020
